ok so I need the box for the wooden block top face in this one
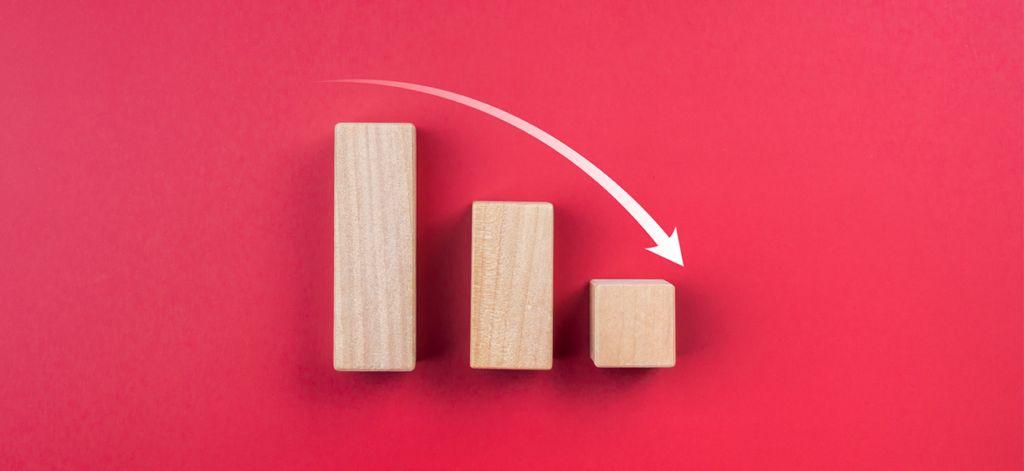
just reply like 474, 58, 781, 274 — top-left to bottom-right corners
471, 201, 553, 369
590, 279, 675, 368
334, 123, 416, 371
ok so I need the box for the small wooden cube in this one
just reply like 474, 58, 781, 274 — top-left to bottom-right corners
590, 279, 675, 368
334, 123, 416, 371
470, 201, 553, 369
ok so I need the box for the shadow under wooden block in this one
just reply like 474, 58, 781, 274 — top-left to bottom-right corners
470, 201, 553, 370
334, 123, 416, 371
590, 279, 675, 368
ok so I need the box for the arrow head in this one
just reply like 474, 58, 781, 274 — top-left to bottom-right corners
646, 228, 684, 266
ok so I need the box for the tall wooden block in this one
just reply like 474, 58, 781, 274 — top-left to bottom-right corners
470, 201, 553, 369
590, 279, 675, 368
334, 123, 416, 371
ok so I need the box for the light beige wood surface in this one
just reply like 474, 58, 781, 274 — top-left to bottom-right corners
590, 279, 675, 368
470, 201, 553, 369
334, 123, 416, 371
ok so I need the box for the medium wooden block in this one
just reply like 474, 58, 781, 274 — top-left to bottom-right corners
470, 201, 553, 369
334, 123, 416, 371
590, 279, 675, 368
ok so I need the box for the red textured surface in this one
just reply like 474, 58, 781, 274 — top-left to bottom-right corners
1, 1, 1021, 469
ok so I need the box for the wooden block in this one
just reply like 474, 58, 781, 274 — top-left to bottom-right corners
333, 123, 416, 371
470, 201, 553, 369
590, 279, 675, 368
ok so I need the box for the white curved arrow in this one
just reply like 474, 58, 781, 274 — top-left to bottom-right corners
324, 79, 683, 266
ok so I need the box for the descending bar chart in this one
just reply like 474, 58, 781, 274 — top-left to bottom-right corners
333, 123, 676, 372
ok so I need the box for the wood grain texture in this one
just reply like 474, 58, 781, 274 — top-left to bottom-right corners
590, 279, 675, 368
470, 201, 553, 369
334, 123, 416, 371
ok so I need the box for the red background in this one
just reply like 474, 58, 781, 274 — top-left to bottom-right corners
1, 1, 1021, 469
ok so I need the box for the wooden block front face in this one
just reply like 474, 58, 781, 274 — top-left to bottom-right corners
471, 202, 553, 369
590, 280, 675, 368
334, 123, 416, 371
